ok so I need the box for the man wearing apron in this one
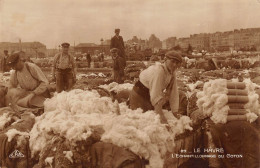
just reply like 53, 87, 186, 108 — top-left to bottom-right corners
52, 42, 77, 93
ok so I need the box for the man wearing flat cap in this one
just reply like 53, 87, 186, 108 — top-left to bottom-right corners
110, 28, 126, 67
129, 50, 182, 124
52, 42, 77, 93
6, 51, 50, 108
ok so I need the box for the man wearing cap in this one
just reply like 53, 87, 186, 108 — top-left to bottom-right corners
110, 48, 125, 83
110, 29, 126, 67
52, 42, 77, 93
6, 51, 50, 108
129, 50, 182, 124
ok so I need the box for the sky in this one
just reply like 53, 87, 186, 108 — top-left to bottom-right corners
0, 0, 260, 48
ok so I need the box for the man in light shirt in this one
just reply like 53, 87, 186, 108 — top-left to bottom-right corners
129, 50, 182, 124
52, 42, 77, 93
6, 51, 50, 108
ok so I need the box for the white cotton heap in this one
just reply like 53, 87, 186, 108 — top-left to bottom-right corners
196, 79, 229, 124
102, 105, 192, 168
30, 89, 116, 157
246, 113, 258, 123
63, 151, 73, 163
243, 79, 259, 122
45, 157, 54, 167
196, 79, 259, 124
98, 73, 106, 77
76, 73, 106, 80
101, 110, 171, 168
186, 81, 204, 98
29, 89, 193, 168
99, 82, 134, 93
163, 110, 193, 135
187, 81, 203, 92
5, 128, 30, 143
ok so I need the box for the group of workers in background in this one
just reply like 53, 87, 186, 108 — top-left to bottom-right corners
0, 28, 184, 124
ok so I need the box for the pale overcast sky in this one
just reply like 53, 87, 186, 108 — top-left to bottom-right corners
0, 0, 260, 48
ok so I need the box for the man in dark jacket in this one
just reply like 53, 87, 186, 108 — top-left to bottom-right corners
110, 28, 126, 67
1, 50, 10, 72
86, 52, 91, 68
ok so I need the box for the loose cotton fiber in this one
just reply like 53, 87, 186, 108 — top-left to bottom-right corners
101, 107, 192, 168
30, 89, 193, 168
196, 79, 259, 124
99, 82, 134, 93
196, 79, 229, 123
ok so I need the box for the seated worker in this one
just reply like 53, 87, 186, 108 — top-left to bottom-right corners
110, 48, 125, 84
6, 51, 50, 108
129, 50, 182, 124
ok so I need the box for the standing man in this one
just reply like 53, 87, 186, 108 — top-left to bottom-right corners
100, 52, 104, 62
87, 52, 92, 68
110, 48, 125, 84
110, 28, 126, 67
1, 50, 10, 72
129, 50, 182, 124
52, 42, 77, 93
6, 51, 50, 108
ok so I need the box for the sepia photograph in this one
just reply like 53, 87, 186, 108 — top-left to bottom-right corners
0, 0, 260, 167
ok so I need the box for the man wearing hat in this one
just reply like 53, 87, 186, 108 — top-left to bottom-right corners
110, 48, 125, 83
129, 50, 182, 124
52, 42, 77, 93
110, 29, 126, 66
6, 51, 50, 108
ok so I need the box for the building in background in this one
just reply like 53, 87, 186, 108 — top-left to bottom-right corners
147, 34, 162, 52
176, 37, 190, 51
190, 33, 210, 51
162, 37, 177, 49
169, 27, 260, 52
209, 31, 234, 52
0, 41, 46, 58
74, 43, 110, 55
126, 36, 147, 51
233, 28, 260, 51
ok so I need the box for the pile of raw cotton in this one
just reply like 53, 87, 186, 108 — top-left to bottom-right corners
99, 82, 134, 93
29, 89, 192, 168
76, 72, 106, 80
196, 79, 259, 124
